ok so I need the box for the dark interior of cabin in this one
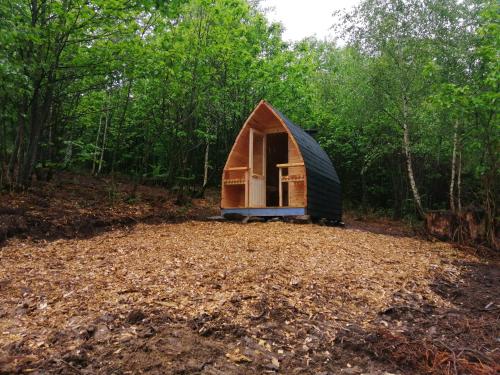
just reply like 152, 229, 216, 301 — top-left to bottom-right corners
266, 133, 288, 207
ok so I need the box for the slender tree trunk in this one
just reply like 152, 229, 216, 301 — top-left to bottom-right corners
457, 149, 462, 213
203, 140, 210, 188
402, 96, 424, 218
0, 122, 5, 187
484, 175, 496, 249
403, 123, 424, 218
19, 0, 51, 187
141, 118, 152, 184
92, 112, 103, 175
482, 110, 498, 249
47, 116, 53, 165
1, 116, 6, 167
391, 156, 403, 220
361, 166, 368, 214
20, 84, 43, 187
111, 80, 132, 174
449, 119, 459, 212
7, 105, 26, 185
7, 130, 21, 184
15, 116, 27, 187
98, 104, 110, 175
63, 127, 73, 167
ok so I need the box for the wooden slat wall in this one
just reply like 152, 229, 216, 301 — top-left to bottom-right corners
226, 128, 249, 168
287, 137, 305, 207
222, 185, 246, 207
222, 127, 249, 208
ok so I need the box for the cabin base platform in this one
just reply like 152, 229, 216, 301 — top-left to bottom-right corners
221, 207, 306, 217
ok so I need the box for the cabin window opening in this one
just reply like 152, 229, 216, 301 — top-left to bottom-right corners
251, 131, 265, 176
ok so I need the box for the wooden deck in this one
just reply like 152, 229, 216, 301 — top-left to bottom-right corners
221, 207, 306, 216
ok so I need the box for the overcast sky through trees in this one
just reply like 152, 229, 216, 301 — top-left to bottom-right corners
260, 0, 361, 41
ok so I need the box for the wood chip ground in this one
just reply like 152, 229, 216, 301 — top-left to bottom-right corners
0, 221, 498, 374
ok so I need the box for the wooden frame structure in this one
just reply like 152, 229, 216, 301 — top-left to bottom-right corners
221, 100, 342, 220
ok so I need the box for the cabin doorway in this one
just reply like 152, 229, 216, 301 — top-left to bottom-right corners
266, 133, 288, 206
248, 130, 290, 208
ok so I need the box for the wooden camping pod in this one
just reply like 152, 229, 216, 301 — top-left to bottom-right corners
221, 100, 342, 220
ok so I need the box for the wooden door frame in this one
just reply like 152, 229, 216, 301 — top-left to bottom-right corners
248, 128, 266, 207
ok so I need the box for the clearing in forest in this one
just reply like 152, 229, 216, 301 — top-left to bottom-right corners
0, 221, 498, 374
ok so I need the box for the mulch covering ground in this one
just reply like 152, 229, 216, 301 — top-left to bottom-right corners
1, 219, 499, 374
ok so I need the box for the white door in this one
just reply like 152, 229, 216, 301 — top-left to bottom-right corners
249, 128, 266, 207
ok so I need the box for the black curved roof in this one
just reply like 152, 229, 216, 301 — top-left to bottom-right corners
268, 103, 342, 220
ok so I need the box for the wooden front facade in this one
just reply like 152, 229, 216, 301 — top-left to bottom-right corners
221, 101, 307, 215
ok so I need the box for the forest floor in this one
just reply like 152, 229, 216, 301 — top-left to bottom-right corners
0, 173, 498, 374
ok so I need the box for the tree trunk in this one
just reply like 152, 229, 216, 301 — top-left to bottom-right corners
0, 115, 6, 183
97, 103, 110, 175
402, 96, 424, 218
7, 129, 21, 185
457, 149, 462, 213
111, 80, 132, 174
361, 166, 368, 214
7, 104, 27, 185
484, 175, 496, 249
47, 115, 53, 165
20, 84, 44, 187
63, 131, 73, 167
449, 119, 458, 212
391, 155, 404, 220
19, 0, 55, 187
203, 140, 210, 188
92, 112, 103, 175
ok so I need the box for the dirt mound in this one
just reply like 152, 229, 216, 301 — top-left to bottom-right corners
0, 172, 218, 245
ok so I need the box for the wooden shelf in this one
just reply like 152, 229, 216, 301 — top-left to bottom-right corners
281, 175, 304, 183
224, 166, 249, 171
224, 179, 246, 185
276, 162, 304, 168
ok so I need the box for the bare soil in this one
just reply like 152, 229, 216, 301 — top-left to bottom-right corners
0, 172, 218, 244
0, 175, 498, 374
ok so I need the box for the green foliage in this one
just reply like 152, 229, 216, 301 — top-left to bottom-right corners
0, 0, 497, 237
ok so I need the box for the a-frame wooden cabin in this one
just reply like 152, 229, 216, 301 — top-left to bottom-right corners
221, 100, 342, 220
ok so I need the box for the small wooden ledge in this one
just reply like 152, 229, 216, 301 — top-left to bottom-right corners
224, 166, 249, 171
276, 162, 304, 168
281, 175, 304, 183
224, 179, 246, 185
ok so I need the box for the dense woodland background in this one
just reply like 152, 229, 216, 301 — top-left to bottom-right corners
0, 0, 498, 246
